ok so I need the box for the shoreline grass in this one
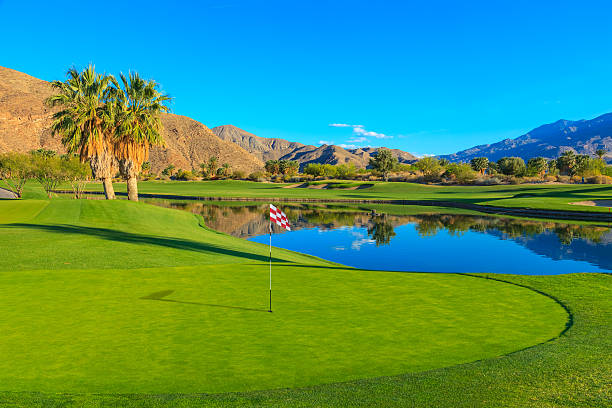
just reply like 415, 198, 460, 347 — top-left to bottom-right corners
62, 179, 612, 214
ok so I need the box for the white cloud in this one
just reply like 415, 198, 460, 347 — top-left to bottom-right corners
348, 136, 367, 143
338, 143, 359, 149
329, 123, 392, 140
353, 127, 391, 139
329, 123, 363, 128
318, 140, 334, 145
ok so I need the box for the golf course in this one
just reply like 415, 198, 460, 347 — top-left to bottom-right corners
0, 188, 610, 407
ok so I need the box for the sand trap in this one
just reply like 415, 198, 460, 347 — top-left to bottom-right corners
570, 200, 612, 207
282, 183, 303, 188
0, 188, 17, 199
344, 183, 374, 190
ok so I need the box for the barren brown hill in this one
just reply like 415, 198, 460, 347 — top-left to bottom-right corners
212, 124, 418, 169
0, 66, 263, 174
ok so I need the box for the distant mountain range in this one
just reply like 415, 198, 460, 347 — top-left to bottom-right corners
212, 125, 418, 169
441, 114, 612, 163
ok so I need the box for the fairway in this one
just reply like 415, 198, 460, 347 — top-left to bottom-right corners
0, 199, 568, 394
70, 179, 612, 213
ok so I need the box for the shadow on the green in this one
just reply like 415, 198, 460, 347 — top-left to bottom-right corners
140, 290, 269, 313
0, 223, 287, 263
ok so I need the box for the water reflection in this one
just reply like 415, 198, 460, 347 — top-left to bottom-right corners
144, 199, 612, 274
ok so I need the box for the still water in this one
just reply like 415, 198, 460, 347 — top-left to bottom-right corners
145, 199, 612, 275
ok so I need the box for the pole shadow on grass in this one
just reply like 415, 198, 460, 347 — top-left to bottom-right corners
140, 290, 269, 313
0, 223, 288, 263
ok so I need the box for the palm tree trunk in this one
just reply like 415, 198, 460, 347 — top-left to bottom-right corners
126, 176, 138, 201
119, 158, 139, 201
102, 178, 116, 200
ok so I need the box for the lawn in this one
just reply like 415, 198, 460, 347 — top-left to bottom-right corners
0, 197, 608, 407
67, 179, 612, 213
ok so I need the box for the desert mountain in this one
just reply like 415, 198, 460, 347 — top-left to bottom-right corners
0, 66, 263, 174
441, 113, 612, 163
212, 124, 418, 168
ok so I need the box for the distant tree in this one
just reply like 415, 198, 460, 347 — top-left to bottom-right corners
303, 163, 324, 177
31, 155, 65, 198
369, 148, 398, 181
0, 152, 34, 198
278, 160, 299, 176
265, 160, 280, 175
487, 161, 499, 175
470, 157, 489, 175
286, 161, 299, 176
497, 157, 526, 176
30, 148, 56, 158
414, 157, 442, 180
557, 150, 577, 175
321, 164, 338, 179
60, 155, 91, 199
216, 163, 231, 177
335, 163, 357, 179
161, 164, 175, 176
595, 149, 607, 160
206, 156, 219, 178
141, 161, 151, 174
442, 163, 476, 183
175, 169, 196, 180
574, 155, 603, 177
232, 170, 246, 179
547, 159, 558, 174
367, 218, 396, 246
526, 157, 548, 177
438, 158, 450, 167
198, 162, 208, 177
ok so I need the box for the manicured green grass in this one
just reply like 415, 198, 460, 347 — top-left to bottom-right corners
73, 179, 612, 213
0, 199, 570, 397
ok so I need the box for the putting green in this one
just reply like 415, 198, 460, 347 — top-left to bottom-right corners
0, 199, 568, 394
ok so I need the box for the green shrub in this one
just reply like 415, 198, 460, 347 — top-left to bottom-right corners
248, 171, 266, 182
175, 169, 197, 181
497, 157, 526, 176
443, 163, 476, 184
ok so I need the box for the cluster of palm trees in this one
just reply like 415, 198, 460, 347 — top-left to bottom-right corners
46, 65, 170, 201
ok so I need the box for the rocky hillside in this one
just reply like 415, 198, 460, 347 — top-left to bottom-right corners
0, 66, 263, 174
441, 113, 612, 163
212, 124, 418, 168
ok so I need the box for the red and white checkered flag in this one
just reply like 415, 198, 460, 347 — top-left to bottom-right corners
270, 204, 291, 231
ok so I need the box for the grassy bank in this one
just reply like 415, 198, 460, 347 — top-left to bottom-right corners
0, 197, 609, 406
71, 179, 612, 213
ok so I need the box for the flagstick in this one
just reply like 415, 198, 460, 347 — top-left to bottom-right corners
269, 219, 272, 313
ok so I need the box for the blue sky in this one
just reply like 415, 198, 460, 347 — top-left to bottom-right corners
2, 0, 612, 156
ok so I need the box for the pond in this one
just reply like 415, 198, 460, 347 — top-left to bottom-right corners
144, 199, 612, 275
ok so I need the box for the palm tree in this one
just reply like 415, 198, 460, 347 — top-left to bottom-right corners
113, 72, 170, 201
221, 162, 231, 177
208, 156, 219, 179
46, 65, 117, 199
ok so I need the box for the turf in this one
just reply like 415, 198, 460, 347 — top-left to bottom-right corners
0, 199, 568, 397
70, 179, 612, 213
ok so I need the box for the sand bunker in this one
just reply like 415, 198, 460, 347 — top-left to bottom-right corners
570, 200, 612, 207
0, 188, 16, 199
